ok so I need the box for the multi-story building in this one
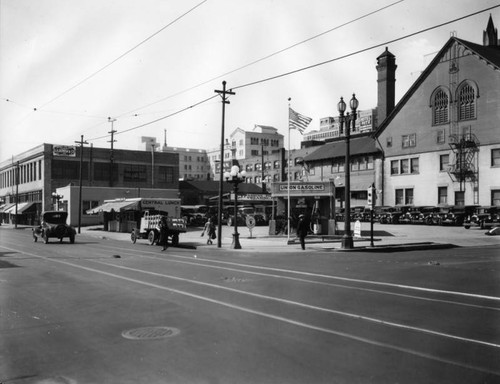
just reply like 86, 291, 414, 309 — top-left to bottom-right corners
374, 15, 500, 207
303, 109, 377, 142
0, 143, 180, 225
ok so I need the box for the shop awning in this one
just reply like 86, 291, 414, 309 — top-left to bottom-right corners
3, 202, 37, 214
86, 200, 139, 214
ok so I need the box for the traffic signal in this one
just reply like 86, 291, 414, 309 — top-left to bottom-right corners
367, 184, 375, 207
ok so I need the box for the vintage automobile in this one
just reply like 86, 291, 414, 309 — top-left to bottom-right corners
440, 205, 478, 226
463, 206, 500, 229
411, 206, 440, 224
398, 206, 433, 224
379, 205, 411, 224
33, 211, 76, 244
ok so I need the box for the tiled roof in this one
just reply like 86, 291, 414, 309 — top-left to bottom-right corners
304, 135, 381, 162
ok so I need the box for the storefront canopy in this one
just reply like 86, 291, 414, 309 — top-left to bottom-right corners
86, 200, 139, 214
3, 202, 38, 214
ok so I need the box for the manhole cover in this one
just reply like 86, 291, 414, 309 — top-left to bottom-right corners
122, 326, 180, 340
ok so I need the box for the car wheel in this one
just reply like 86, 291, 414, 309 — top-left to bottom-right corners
70, 234, 75, 244
464, 225, 470, 229
148, 230, 157, 245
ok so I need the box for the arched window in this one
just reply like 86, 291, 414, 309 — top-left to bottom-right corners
458, 83, 477, 121
245, 164, 253, 172
431, 88, 449, 125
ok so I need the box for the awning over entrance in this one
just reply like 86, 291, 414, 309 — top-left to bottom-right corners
86, 200, 139, 214
3, 202, 37, 214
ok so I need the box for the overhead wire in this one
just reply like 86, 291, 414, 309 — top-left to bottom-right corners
117, 0, 405, 118
87, 3, 500, 144
34, 0, 208, 111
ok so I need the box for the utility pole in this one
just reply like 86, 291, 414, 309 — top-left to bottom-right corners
14, 161, 19, 229
261, 144, 266, 193
75, 135, 88, 234
214, 81, 235, 248
108, 117, 117, 187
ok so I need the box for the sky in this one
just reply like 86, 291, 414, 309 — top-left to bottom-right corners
1, 0, 499, 163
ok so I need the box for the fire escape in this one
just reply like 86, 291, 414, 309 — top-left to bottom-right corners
446, 40, 479, 195
447, 128, 479, 191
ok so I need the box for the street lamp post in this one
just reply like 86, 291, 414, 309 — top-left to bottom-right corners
224, 165, 247, 249
337, 94, 359, 249
52, 192, 63, 211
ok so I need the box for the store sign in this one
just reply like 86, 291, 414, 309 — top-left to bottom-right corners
279, 184, 325, 192
53, 145, 76, 157
238, 194, 273, 201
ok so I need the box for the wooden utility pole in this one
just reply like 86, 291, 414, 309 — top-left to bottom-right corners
108, 117, 117, 187
75, 135, 88, 234
214, 81, 235, 248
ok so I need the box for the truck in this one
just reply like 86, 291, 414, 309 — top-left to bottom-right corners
130, 198, 187, 246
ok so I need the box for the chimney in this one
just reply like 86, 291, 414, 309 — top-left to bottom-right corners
376, 47, 397, 125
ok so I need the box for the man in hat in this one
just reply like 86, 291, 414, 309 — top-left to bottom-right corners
296, 214, 308, 250
159, 213, 169, 251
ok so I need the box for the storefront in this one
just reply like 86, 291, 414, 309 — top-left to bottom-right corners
270, 181, 337, 235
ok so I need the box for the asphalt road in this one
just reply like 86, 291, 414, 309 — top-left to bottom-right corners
1, 227, 499, 384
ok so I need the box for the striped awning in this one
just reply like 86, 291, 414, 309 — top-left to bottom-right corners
86, 200, 139, 214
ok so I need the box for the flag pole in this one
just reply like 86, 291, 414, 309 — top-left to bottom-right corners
287, 98, 291, 243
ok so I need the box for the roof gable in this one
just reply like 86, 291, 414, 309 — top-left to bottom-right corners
373, 37, 500, 137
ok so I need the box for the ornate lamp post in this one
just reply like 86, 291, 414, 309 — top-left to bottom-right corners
52, 192, 63, 211
224, 165, 247, 249
337, 93, 359, 249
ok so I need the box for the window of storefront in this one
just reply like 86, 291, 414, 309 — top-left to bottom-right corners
492, 190, 500, 206
159, 166, 174, 183
455, 191, 465, 206
438, 186, 448, 204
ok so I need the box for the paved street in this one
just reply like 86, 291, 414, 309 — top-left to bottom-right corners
1, 224, 499, 384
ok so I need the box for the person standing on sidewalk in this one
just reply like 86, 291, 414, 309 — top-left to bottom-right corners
159, 214, 169, 251
296, 214, 308, 250
201, 217, 216, 245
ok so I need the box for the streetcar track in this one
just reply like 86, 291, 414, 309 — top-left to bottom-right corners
1, 242, 500, 376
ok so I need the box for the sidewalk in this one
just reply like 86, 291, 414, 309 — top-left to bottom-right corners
3, 221, 497, 252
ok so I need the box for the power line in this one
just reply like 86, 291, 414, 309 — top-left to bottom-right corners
35, 0, 208, 111
86, 94, 219, 142
232, 4, 500, 91
88, 4, 499, 144
117, 0, 405, 118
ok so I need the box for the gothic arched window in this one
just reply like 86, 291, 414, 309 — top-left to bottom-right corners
432, 88, 449, 125
458, 83, 477, 121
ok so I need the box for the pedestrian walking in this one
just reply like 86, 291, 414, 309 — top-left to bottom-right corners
159, 213, 169, 251
296, 214, 308, 250
201, 217, 216, 245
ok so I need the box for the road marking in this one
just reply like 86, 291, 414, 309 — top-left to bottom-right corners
98, 242, 500, 303
1, 245, 499, 376
90, 244, 500, 312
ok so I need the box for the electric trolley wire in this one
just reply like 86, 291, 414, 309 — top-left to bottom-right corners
85, 3, 500, 145
86, 94, 219, 141
117, 0, 405, 118
35, 0, 208, 111
232, 3, 500, 91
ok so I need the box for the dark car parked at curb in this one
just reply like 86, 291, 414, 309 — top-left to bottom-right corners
379, 205, 411, 224
464, 206, 500, 229
411, 206, 440, 224
33, 211, 76, 244
440, 205, 478, 226
399, 206, 433, 224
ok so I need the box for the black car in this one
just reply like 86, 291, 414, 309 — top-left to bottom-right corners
411, 206, 440, 224
33, 211, 76, 244
440, 205, 478, 226
379, 205, 411, 224
464, 206, 500, 229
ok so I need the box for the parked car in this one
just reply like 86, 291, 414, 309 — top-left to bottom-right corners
463, 206, 500, 229
32, 211, 76, 244
351, 206, 369, 222
373, 206, 391, 223
440, 205, 478, 226
379, 205, 411, 224
399, 206, 433, 224
411, 206, 440, 224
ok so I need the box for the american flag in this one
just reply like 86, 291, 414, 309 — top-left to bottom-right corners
289, 107, 312, 134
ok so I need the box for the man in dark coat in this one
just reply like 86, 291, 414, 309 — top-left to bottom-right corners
159, 213, 169, 251
296, 214, 308, 250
